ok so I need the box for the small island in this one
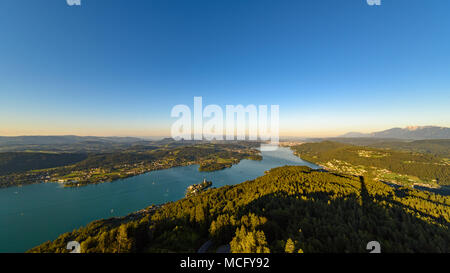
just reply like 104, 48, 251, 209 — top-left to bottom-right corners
185, 179, 212, 198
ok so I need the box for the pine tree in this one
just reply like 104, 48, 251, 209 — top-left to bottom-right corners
285, 238, 295, 253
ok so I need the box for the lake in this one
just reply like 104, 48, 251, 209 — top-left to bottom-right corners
0, 147, 319, 253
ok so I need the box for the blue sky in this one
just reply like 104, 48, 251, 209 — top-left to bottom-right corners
0, 0, 449, 137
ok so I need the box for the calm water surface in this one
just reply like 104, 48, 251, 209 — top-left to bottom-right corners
0, 147, 318, 252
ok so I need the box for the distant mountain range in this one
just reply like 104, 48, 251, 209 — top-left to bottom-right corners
1, 126, 449, 146
0, 135, 143, 146
340, 126, 450, 139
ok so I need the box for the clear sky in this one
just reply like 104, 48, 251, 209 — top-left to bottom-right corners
0, 0, 449, 137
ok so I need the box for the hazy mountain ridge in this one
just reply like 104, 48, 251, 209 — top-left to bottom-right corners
0, 135, 144, 146
340, 126, 450, 139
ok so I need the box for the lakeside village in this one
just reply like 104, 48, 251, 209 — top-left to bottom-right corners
3, 158, 198, 188
42, 159, 183, 187
0, 144, 262, 189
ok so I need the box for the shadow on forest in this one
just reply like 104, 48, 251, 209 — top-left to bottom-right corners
392, 187, 450, 208
147, 170, 449, 253
212, 176, 450, 252
28, 168, 450, 254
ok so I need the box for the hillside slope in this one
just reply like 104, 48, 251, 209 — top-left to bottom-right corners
29, 166, 450, 253
292, 141, 450, 186
318, 139, 450, 158
0, 152, 87, 176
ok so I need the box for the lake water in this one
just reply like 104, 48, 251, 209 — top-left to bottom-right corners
0, 147, 318, 253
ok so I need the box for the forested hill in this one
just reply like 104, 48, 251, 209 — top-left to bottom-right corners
314, 139, 450, 158
369, 139, 450, 158
291, 141, 450, 187
29, 166, 449, 253
0, 152, 87, 176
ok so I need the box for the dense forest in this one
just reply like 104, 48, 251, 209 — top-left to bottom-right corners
29, 166, 450, 253
0, 152, 87, 176
319, 138, 450, 158
291, 141, 450, 186
370, 139, 450, 158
